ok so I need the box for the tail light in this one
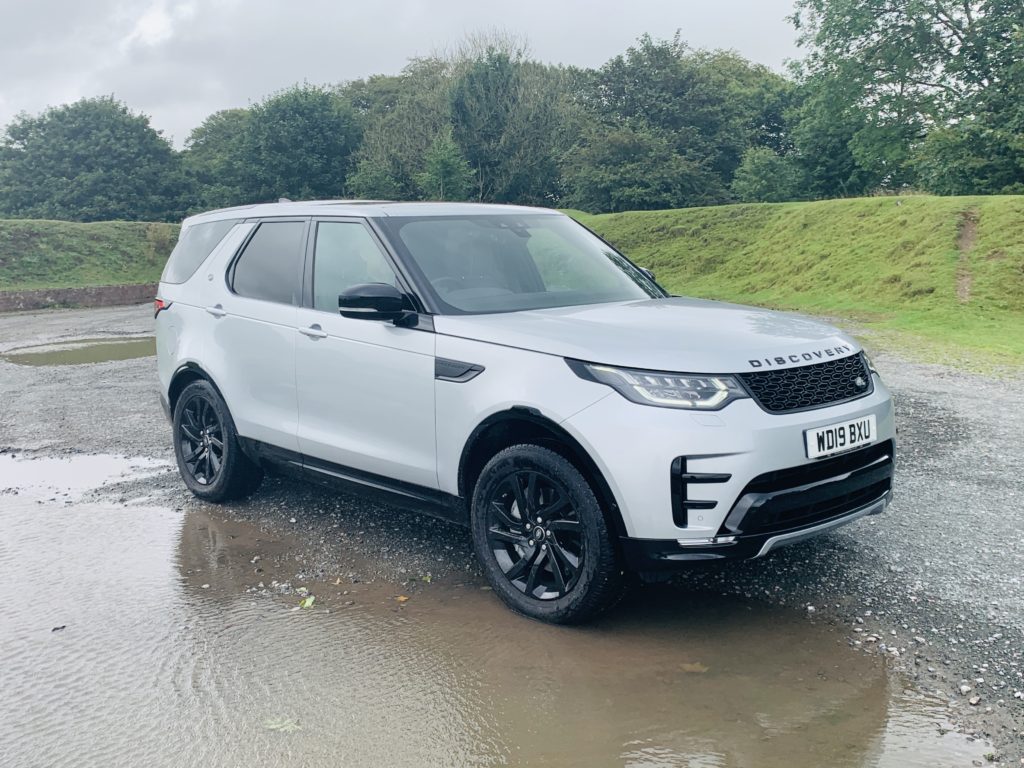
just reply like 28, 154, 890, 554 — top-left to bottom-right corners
154, 298, 172, 318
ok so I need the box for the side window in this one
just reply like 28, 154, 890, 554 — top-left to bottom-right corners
161, 219, 238, 284
312, 222, 397, 313
231, 221, 305, 305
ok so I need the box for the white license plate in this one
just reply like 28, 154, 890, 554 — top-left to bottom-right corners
804, 414, 877, 459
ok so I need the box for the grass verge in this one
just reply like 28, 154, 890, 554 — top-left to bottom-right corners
0, 219, 178, 291
571, 195, 1024, 371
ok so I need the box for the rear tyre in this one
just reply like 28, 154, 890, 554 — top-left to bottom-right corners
470, 444, 625, 624
172, 380, 263, 502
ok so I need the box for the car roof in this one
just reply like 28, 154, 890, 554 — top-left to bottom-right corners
180, 200, 563, 228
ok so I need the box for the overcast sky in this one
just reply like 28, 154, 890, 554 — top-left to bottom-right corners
0, 0, 800, 147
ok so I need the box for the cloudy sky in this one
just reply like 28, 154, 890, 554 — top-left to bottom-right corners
0, 0, 800, 147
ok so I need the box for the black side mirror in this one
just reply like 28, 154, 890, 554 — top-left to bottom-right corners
640, 267, 656, 282
338, 283, 414, 325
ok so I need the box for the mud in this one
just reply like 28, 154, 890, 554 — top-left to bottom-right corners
0, 454, 993, 767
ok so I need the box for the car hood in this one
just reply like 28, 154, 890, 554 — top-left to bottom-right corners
433, 297, 860, 373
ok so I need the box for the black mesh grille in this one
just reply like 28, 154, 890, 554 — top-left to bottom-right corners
738, 354, 873, 413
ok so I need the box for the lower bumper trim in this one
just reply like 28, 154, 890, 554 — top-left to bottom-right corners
620, 491, 890, 570
754, 496, 886, 557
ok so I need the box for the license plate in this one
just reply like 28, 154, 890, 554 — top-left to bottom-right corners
804, 414, 877, 459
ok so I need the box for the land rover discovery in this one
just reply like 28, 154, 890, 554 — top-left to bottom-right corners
155, 201, 895, 623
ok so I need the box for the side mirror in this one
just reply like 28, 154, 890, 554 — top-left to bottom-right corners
640, 267, 656, 282
338, 283, 413, 324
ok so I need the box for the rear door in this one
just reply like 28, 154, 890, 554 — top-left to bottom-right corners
294, 218, 437, 489
209, 218, 307, 452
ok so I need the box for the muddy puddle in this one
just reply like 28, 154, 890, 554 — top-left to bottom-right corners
0, 454, 991, 768
1, 336, 155, 366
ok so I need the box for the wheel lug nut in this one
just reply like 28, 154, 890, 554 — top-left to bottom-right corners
541, 544, 547, 551
525, 523, 531, 530
536, 517, 542, 523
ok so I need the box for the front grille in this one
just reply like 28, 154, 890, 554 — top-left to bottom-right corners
738, 353, 873, 413
719, 440, 894, 538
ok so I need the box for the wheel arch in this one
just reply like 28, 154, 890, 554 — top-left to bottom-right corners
168, 362, 228, 416
458, 407, 628, 539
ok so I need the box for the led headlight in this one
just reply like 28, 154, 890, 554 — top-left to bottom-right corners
569, 360, 748, 410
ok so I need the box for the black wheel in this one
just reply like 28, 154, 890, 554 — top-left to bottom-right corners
172, 380, 263, 502
470, 444, 625, 624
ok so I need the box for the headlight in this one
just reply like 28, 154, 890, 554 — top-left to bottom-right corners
568, 360, 748, 410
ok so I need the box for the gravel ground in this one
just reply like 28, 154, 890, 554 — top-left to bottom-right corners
1, 303, 1022, 763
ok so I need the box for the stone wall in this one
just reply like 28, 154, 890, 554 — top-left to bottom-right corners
0, 283, 157, 312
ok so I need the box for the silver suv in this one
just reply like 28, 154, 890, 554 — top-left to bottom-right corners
156, 201, 895, 623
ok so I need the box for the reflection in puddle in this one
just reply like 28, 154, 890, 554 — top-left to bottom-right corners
0, 455, 991, 768
1, 336, 155, 366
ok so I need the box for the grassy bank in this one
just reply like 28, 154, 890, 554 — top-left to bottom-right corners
572, 195, 1024, 368
0, 220, 178, 291
1, 197, 1021, 367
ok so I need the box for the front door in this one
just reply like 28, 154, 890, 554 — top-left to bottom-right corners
295, 219, 437, 489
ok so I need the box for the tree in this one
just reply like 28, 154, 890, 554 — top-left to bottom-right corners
0, 96, 185, 221
450, 49, 575, 204
563, 126, 728, 213
583, 35, 793, 187
791, 0, 1024, 191
913, 122, 1024, 195
415, 131, 474, 200
788, 74, 882, 198
731, 148, 807, 203
347, 158, 403, 199
182, 108, 251, 210
343, 34, 579, 206
245, 85, 360, 201
341, 58, 456, 201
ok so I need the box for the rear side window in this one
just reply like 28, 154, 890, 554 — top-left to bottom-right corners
230, 221, 305, 305
161, 219, 238, 284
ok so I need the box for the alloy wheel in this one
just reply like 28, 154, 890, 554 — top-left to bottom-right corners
485, 469, 585, 600
178, 396, 224, 486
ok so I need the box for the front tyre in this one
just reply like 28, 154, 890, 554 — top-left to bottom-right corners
470, 444, 625, 624
172, 380, 263, 502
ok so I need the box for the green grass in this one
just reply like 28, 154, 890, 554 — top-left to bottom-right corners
571, 196, 1024, 370
0, 219, 179, 291
1, 197, 1022, 369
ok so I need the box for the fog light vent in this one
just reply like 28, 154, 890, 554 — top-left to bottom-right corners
670, 458, 731, 529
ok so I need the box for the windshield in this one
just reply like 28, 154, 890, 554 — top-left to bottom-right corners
375, 214, 664, 314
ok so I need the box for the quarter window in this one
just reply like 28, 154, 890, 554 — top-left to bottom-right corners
312, 222, 397, 313
161, 219, 238, 284
231, 221, 305, 305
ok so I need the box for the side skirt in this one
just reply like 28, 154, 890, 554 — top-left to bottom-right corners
239, 438, 468, 526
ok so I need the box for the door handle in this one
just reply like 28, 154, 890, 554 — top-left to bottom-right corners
205, 304, 227, 318
299, 324, 328, 339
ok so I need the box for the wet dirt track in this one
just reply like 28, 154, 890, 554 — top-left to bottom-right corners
0, 304, 1021, 767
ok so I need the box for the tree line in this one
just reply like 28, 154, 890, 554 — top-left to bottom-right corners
1, 2, 1021, 223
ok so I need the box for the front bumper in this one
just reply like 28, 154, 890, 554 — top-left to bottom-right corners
561, 373, 896, 542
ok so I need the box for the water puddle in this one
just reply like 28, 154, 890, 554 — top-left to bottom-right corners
1, 336, 155, 366
0, 455, 992, 767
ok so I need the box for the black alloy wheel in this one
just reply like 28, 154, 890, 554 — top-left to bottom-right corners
471, 444, 625, 624
172, 380, 263, 503
485, 469, 584, 600
179, 396, 224, 486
